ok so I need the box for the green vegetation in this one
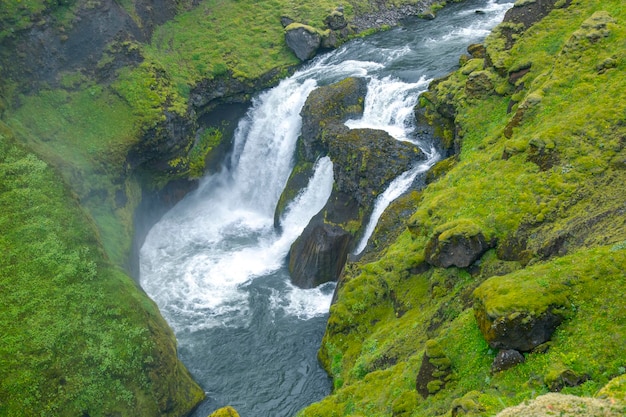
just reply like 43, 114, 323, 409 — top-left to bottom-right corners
299, 1, 626, 416
0, 130, 204, 416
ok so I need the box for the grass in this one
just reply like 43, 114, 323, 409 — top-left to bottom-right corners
0, 130, 204, 416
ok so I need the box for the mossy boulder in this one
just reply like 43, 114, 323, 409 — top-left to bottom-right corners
473, 273, 570, 351
287, 78, 423, 287
494, 393, 625, 417
491, 349, 525, 373
285, 23, 323, 61
424, 219, 493, 268
207, 406, 241, 417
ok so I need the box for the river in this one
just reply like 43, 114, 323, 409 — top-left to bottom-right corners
139, 1, 513, 415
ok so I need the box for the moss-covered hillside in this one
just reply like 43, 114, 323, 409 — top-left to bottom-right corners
298, 0, 626, 416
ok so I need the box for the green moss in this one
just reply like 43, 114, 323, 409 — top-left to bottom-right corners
302, 2, 626, 416
0, 133, 203, 416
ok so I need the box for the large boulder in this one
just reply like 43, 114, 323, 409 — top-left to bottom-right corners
285, 23, 322, 61
288, 217, 352, 288
473, 273, 570, 352
285, 78, 424, 288
424, 219, 492, 268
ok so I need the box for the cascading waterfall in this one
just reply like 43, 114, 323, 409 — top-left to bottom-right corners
139, 1, 513, 416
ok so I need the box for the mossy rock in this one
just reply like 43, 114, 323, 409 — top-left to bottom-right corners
473, 272, 570, 351
416, 339, 452, 398
494, 393, 626, 417
285, 23, 323, 61
207, 406, 241, 417
425, 219, 493, 268
596, 374, 626, 402
450, 390, 486, 416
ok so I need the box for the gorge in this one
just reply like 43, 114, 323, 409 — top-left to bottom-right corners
139, 2, 512, 415
1, 0, 625, 416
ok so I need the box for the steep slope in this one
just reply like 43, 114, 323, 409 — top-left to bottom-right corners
299, 0, 626, 416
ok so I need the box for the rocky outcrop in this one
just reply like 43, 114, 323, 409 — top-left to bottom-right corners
289, 219, 352, 288
424, 219, 493, 268
284, 77, 424, 288
285, 24, 323, 61
491, 349, 525, 373
473, 274, 570, 352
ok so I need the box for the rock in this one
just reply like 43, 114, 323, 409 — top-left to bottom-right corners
473, 274, 570, 352
467, 43, 486, 58
545, 368, 588, 392
288, 219, 351, 289
491, 349, 525, 373
416, 339, 452, 398
465, 70, 495, 98
299, 77, 368, 161
280, 15, 294, 28
325, 10, 347, 30
424, 219, 492, 268
285, 23, 322, 61
208, 406, 240, 417
286, 77, 424, 287
495, 393, 625, 417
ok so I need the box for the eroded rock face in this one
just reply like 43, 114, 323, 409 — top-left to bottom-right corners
288, 219, 352, 289
424, 220, 492, 268
285, 77, 424, 288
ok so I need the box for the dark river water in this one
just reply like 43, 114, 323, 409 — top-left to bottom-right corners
139, 1, 513, 416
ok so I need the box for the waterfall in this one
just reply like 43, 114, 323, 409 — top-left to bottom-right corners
139, 1, 515, 415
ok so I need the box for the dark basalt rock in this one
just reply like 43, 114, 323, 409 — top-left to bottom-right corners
424, 220, 492, 268
288, 217, 351, 289
491, 349, 525, 373
285, 24, 322, 61
416, 339, 452, 398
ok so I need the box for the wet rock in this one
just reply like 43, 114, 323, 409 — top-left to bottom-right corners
285, 24, 322, 61
491, 349, 525, 373
288, 219, 351, 289
424, 220, 492, 268
299, 77, 368, 161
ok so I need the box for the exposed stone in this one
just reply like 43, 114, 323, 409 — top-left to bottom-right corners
299, 77, 368, 161
325, 10, 347, 30
280, 15, 295, 28
288, 219, 351, 289
473, 274, 570, 352
285, 24, 322, 61
425, 220, 492, 268
491, 349, 525, 373
416, 339, 452, 398
465, 70, 495, 98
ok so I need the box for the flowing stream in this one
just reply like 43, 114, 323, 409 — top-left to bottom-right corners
139, 1, 512, 416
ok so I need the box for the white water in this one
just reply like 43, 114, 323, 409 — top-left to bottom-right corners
139, 1, 514, 415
